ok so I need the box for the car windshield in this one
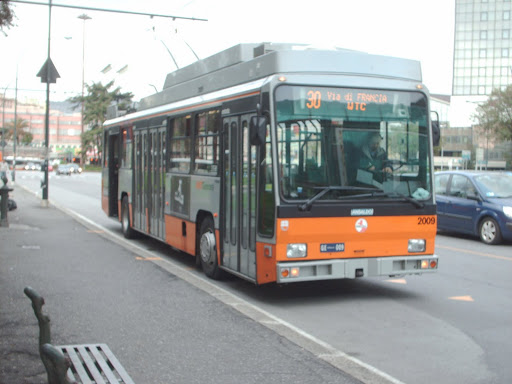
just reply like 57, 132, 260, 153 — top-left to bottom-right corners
275, 85, 433, 202
474, 173, 512, 198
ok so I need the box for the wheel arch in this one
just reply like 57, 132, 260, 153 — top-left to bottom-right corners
195, 209, 215, 258
477, 213, 503, 244
474, 209, 500, 235
119, 191, 130, 221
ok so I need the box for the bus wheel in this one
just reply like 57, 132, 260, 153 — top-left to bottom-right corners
121, 196, 136, 239
198, 217, 223, 279
479, 217, 502, 245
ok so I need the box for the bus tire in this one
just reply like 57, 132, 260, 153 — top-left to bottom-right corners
198, 217, 223, 279
121, 196, 136, 239
479, 217, 502, 245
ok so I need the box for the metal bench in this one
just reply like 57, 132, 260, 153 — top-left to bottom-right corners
24, 287, 135, 384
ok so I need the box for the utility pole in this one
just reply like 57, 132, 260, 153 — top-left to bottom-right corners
36, 0, 60, 207
78, 13, 91, 168
42, 0, 52, 206
12, 69, 18, 183
1, 85, 9, 162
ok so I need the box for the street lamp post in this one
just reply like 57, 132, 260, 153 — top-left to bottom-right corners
12, 69, 18, 183
1, 85, 9, 162
78, 13, 91, 168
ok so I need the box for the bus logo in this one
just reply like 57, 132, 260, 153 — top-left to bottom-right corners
355, 218, 368, 233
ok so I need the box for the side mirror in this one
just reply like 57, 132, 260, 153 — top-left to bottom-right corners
250, 116, 267, 146
432, 121, 441, 147
431, 111, 441, 147
467, 191, 481, 202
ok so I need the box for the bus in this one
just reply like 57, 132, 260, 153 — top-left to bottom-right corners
102, 43, 440, 285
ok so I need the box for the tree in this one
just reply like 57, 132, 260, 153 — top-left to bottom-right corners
0, 0, 15, 35
5, 118, 32, 145
473, 85, 512, 142
68, 81, 133, 163
21, 131, 33, 145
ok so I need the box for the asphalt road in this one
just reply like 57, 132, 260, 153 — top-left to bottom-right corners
11, 170, 512, 384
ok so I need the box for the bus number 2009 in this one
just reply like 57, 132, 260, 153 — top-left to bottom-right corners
418, 217, 436, 225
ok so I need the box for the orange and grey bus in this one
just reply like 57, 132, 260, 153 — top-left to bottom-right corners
102, 43, 439, 285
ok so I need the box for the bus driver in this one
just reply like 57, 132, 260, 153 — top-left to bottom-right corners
359, 132, 392, 182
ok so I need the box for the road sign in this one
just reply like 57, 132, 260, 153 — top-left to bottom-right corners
36, 58, 60, 84
476, 148, 484, 161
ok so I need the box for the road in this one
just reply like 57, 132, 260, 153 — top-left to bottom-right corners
13, 170, 512, 384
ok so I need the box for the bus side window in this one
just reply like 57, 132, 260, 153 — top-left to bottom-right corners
170, 115, 192, 173
194, 110, 220, 175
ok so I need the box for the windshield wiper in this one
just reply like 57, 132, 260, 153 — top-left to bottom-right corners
371, 191, 425, 208
298, 186, 377, 211
335, 190, 425, 208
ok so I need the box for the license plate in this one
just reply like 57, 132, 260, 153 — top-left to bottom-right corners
320, 243, 345, 252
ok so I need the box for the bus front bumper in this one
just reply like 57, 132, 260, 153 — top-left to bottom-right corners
276, 255, 439, 283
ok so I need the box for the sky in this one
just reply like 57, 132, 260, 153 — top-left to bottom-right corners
1, 0, 456, 105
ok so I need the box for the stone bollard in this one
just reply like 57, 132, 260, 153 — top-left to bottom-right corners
24, 287, 76, 384
0, 174, 13, 228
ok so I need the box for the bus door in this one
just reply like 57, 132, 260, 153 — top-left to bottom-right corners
104, 128, 120, 217
133, 129, 149, 233
222, 114, 257, 280
149, 126, 166, 239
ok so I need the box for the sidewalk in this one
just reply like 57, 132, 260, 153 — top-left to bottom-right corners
0, 185, 363, 384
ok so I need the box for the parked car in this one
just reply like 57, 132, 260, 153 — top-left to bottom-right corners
55, 164, 71, 175
68, 164, 82, 174
24, 162, 40, 171
435, 171, 512, 244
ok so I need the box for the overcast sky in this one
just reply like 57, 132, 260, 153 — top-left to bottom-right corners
1, 0, 455, 103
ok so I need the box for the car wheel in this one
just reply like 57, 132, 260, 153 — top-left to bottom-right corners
197, 217, 224, 279
479, 217, 502, 245
121, 196, 136, 239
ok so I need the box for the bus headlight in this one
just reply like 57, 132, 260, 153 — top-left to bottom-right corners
408, 239, 425, 253
287, 243, 307, 258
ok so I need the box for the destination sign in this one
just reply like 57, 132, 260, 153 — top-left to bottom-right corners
306, 89, 389, 112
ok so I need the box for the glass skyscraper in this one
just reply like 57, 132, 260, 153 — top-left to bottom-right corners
453, 0, 512, 96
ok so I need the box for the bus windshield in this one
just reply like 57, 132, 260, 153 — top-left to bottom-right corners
275, 85, 432, 203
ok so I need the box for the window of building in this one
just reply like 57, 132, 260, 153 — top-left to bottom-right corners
170, 115, 191, 173
503, 29, 510, 39
480, 30, 487, 39
194, 109, 220, 175
479, 49, 487, 58
481, 12, 488, 21
505, 11, 511, 21
479, 67, 486, 76
503, 48, 509, 57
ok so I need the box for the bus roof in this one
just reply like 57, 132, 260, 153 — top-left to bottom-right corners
137, 43, 423, 111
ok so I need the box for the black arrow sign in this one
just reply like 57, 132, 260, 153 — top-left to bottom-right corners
37, 58, 60, 84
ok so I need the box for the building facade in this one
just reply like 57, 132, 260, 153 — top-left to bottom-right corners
441, 0, 512, 169
1, 96, 82, 163
453, 0, 512, 96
